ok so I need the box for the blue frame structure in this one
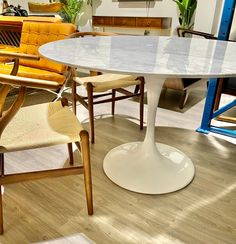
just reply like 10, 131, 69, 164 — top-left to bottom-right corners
197, 0, 236, 138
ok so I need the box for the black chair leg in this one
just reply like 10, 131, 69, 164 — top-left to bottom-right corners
87, 83, 95, 144
112, 89, 116, 116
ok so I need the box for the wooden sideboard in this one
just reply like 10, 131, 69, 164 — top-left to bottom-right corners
92, 16, 171, 31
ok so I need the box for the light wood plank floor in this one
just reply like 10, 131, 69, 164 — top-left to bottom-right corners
0, 86, 235, 244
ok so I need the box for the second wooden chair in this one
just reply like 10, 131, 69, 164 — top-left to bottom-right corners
70, 32, 145, 143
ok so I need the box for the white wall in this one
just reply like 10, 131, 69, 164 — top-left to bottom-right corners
194, 0, 223, 34
194, 0, 236, 39
230, 6, 236, 40
94, 0, 178, 33
7, 0, 231, 38
79, 0, 225, 36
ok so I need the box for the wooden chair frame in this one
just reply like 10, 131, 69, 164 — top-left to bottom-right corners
0, 22, 21, 47
70, 32, 145, 143
163, 27, 216, 109
213, 78, 236, 123
0, 74, 93, 234
177, 27, 217, 40
179, 28, 235, 122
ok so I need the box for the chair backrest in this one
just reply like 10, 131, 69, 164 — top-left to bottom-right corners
0, 23, 21, 46
0, 74, 59, 138
0, 16, 62, 47
69, 31, 117, 39
19, 21, 76, 74
0, 83, 25, 138
176, 27, 217, 39
222, 77, 236, 95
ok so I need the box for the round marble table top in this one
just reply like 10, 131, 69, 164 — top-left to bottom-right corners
39, 36, 236, 78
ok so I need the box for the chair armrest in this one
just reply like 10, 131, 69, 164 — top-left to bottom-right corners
0, 51, 40, 61
177, 27, 217, 39
0, 74, 60, 90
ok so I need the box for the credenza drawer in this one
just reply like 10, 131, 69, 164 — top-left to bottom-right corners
136, 17, 162, 28
93, 16, 113, 26
113, 17, 136, 27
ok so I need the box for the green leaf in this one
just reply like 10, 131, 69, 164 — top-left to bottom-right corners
59, 0, 85, 24
172, 0, 197, 29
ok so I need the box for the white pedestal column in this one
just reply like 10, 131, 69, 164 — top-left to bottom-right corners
103, 76, 195, 194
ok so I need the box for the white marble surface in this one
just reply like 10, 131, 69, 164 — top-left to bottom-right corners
39, 36, 236, 78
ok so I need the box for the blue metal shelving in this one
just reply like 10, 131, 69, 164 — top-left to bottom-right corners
197, 0, 236, 138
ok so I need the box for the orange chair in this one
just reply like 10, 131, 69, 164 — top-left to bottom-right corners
0, 16, 62, 62
0, 21, 76, 99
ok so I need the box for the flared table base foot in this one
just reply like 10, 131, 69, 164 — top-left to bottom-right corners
103, 142, 195, 194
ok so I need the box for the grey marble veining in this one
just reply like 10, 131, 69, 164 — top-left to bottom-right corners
39, 36, 236, 78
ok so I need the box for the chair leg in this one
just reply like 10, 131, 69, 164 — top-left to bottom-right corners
67, 143, 74, 165
87, 83, 95, 144
0, 184, 3, 235
134, 84, 140, 94
213, 78, 224, 111
179, 90, 189, 109
162, 87, 167, 97
72, 80, 77, 115
0, 153, 4, 176
139, 79, 145, 130
0, 153, 4, 234
78, 131, 93, 215
111, 89, 116, 116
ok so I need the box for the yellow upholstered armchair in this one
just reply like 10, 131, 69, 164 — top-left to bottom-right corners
0, 73, 93, 234
70, 32, 145, 143
0, 21, 76, 99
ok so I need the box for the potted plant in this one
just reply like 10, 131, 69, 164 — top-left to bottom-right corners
59, 0, 86, 24
173, 0, 197, 29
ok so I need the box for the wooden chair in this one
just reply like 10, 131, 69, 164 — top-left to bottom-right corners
213, 77, 236, 123
177, 28, 236, 122
0, 73, 93, 234
70, 32, 145, 143
163, 27, 212, 109
0, 21, 76, 99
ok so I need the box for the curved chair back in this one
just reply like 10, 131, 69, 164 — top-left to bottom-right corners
0, 73, 93, 234
69, 31, 117, 39
19, 21, 76, 74
70, 31, 145, 143
0, 74, 59, 138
